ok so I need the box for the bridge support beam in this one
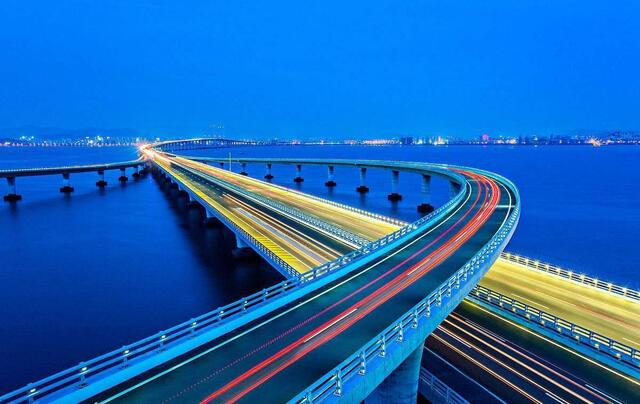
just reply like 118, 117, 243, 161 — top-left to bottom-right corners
387, 170, 402, 201
356, 167, 369, 193
325, 165, 336, 187
366, 345, 423, 404
3, 176, 22, 202
264, 163, 274, 180
417, 174, 434, 214
96, 170, 108, 187
132, 166, 140, 178
118, 168, 128, 183
59, 173, 74, 193
293, 164, 304, 183
240, 163, 248, 176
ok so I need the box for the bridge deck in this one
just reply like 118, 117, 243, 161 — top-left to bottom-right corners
93, 168, 514, 402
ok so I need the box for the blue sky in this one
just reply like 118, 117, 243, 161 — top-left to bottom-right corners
1, 1, 639, 139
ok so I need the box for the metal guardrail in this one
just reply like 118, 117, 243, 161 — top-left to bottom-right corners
500, 252, 640, 302
173, 163, 371, 248
469, 284, 640, 368
291, 179, 520, 402
0, 161, 471, 403
419, 367, 469, 404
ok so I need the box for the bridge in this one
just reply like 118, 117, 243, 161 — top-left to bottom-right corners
2, 138, 637, 403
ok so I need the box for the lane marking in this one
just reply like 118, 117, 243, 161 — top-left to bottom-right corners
303, 308, 358, 343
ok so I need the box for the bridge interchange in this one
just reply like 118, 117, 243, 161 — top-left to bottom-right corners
4, 139, 637, 403
89, 146, 518, 402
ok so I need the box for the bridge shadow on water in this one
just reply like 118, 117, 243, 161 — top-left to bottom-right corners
153, 174, 284, 291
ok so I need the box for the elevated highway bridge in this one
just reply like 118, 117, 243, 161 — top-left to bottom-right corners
2, 138, 637, 403
2, 140, 519, 402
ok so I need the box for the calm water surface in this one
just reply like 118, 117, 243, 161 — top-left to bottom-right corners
0, 145, 638, 390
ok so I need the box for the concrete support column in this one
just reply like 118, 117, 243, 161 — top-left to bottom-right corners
96, 170, 108, 187
203, 210, 222, 227
235, 235, 248, 249
293, 164, 304, 183
387, 170, 402, 201
325, 165, 336, 187
3, 176, 22, 202
118, 168, 128, 182
366, 345, 423, 404
417, 174, 434, 214
132, 166, 140, 178
60, 172, 74, 193
264, 163, 274, 180
240, 163, 248, 176
356, 167, 369, 193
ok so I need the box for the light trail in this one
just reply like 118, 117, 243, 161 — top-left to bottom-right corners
200, 171, 502, 402
442, 313, 614, 403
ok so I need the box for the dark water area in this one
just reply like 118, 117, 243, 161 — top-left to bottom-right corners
0, 144, 638, 391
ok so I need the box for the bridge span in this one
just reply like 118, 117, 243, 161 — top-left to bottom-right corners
0, 158, 147, 201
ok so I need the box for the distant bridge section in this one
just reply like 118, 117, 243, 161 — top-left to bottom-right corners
0, 158, 147, 201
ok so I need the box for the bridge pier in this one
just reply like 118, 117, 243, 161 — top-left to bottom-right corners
387, 170, 402, 201
417, 174, 434, 214
118, 168, 128, 183
366, 345, 423, 404
132, 166, 140, 178
203, 210, 222, 227
232, 233, 253, 257
325, 165, 337, 187
59, 173, 74, 193
240, 163, 248, 176
3, 176, 22, 202
96, 170, 108, 187
356, 167, 369, 193
293, 164, 304, 183
264, 163, 274, 180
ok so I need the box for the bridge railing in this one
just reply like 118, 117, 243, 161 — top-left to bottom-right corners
1, 162, 471, 403
292, 188, 520, 402
469, 284, 640, 368
419, 367, 469, 404
499, 252, 640, 302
